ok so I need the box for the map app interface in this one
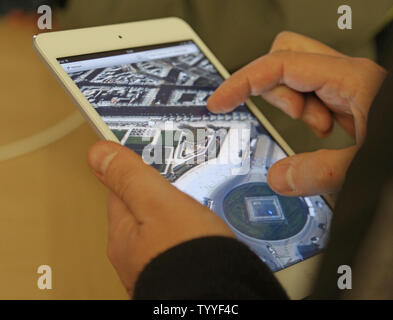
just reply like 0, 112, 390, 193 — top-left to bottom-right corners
59, 40, 332, 272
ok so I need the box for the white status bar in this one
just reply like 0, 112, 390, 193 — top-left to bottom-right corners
60, 43, 199, 73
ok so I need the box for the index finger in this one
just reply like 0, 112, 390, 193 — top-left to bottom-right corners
270, 31, 347, 57
207, 51, 362, 115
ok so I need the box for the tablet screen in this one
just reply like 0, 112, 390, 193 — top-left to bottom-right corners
58, 40, 332, 272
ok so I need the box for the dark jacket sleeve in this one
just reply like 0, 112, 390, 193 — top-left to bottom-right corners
133, 236, 288, 300
312, 55, 393, 299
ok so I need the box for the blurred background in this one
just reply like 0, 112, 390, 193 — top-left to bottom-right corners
0, 0, 392, 299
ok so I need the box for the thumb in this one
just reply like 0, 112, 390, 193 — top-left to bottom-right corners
87, 140, 180, 221
267, 146, 358, 196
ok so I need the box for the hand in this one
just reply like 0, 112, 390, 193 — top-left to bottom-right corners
87, 141, 234, 296
207, 31, 386, 196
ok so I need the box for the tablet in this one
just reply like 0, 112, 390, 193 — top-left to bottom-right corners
33, 17, 333, 299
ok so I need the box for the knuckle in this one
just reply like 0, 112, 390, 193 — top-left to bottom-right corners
354, 57, 377, 68
274, 30, 294, 43
291, 150, 336, 194
316, 164, 333, 186
272, 31, 299, 50
289, 158, 303, 193
104, 151, 141, 201
116, 170, 138, 202
313, 150, 339, 189
353, 57, 386, 75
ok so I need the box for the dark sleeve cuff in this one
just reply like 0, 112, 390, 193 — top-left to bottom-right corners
134, 236, 288, 300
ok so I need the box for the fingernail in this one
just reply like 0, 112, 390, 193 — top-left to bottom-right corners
207, 96, 229, 114
269, 163, 294, 193
89, 144, 118, 176
302, 112, 318, 128
279, 100, 293, 118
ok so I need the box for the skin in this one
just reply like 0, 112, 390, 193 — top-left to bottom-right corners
86, 32, 385, 297
208, 31, 386, 196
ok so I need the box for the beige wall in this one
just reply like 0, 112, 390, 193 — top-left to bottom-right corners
0, 18, 127, 299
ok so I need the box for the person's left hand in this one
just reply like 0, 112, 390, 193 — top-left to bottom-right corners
87, 141, 234, 297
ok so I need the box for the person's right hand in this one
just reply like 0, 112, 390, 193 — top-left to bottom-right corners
207, 31, 386, 196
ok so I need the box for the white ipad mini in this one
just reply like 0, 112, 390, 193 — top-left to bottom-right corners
33, 17, 333, 299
